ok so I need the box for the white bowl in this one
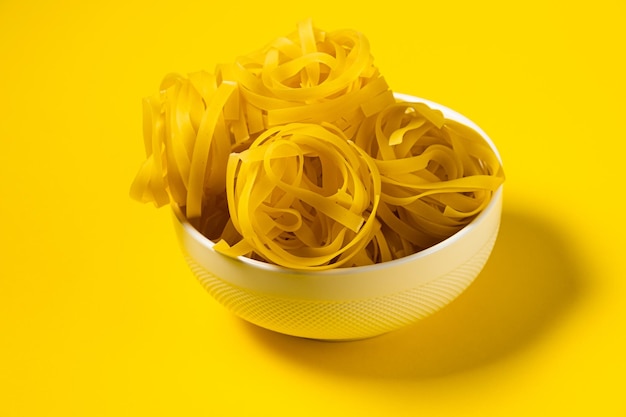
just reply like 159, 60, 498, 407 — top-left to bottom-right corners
172, 94, 503, 341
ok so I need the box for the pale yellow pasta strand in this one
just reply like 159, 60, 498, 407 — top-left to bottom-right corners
214, 123, 381, 270
354, 99, 504, 254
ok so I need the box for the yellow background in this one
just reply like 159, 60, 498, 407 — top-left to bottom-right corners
1, 1, 625, 415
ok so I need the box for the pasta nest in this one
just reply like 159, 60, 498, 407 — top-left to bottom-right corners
130, 20, 505, 270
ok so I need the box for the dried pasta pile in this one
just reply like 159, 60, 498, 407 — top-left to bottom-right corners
130, 19, 505, 270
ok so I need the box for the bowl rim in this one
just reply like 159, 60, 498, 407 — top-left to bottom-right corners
172, 93, 503, 277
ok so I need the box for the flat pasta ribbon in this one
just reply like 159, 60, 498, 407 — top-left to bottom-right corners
355, 101, 505, 257
228, 18, 395, 140
129, 71, 238, 228
213, 123, 381, 270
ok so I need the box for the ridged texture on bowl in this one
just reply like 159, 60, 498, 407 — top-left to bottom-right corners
183, 226, 498, 340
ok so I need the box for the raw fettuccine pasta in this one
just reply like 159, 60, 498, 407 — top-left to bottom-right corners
356, 101, 504, 260
213, 123, 381, 270
228, 18, 395, 139
129, 20, 505, 270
